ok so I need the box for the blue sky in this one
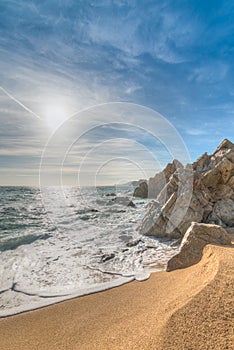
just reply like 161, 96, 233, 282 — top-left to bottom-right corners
0, 0, 234, 185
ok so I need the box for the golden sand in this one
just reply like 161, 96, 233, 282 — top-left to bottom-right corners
0, 244, 233, 350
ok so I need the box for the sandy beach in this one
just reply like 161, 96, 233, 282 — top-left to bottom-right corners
0, 244, 233, 350
1, 0, 234, 348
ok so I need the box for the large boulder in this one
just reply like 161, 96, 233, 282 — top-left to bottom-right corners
148, 160, 183, 198
133, 181, 148, 198
167, 222, 232, 271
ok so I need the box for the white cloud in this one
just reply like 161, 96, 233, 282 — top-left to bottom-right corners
185, 128, 208, 136
189, 62, 229, 84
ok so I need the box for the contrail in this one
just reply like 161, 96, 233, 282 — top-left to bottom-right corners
0, 86, 42, 120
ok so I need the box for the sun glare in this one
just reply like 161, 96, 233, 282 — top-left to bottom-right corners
45, 104, 68, 131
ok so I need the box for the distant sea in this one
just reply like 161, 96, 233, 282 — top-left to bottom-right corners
0, 186, 178, 317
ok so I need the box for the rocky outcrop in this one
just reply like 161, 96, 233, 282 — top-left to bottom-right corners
147, 160, 183, 199
133, 181, 148, 198
131, 179, 147, 187
139, 139, 234, 238
133, 160, 183, 199
166, 222, 232, 271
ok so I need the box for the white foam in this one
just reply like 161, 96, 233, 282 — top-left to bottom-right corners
0, 188, 179, 317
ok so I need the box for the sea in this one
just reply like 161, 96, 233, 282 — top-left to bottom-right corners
0, 186, 178, 317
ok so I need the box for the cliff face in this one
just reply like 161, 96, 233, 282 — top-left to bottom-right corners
138, 139, 234, 238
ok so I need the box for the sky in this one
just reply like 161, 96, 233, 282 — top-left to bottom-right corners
0, 0, 234, 186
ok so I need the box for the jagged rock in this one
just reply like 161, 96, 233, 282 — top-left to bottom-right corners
215, 157, 234, 183
213, 199, 234, 226
212, 184, 233, 200
148, 160, 183, 198
227, 175, 234, 189
202, 167, 221, 188
133, 181, 148, 198
148, 159, 183, 198
127, 200, 136, 208
225, 149, 234, 163
167, 222, 232, 271
139, 201, 163, 235
164, 160, 183, 181
193, 152, 210, 171
139, 168, 194, 239
148, 172, 166, 199
213, 138, 234, 155
138, 139, 234, 239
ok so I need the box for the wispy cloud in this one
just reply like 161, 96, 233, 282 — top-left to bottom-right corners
189, 62, 229, 84
185, 128, 208, 136
0, 1, 234, 185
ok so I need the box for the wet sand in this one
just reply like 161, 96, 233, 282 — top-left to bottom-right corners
0, 244, 233, 350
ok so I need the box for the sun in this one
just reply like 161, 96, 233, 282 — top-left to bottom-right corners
45, 104, 68, 131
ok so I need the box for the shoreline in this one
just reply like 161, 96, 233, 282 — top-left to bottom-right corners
0, 275, 135, 319
1, 244, 233, 349
0, 265, 162, 318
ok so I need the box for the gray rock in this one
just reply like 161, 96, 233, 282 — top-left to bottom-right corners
133, 181, 148, 198
213, 199, 234, 226
127, 200, 136, 208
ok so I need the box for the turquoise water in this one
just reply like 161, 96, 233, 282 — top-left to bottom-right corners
0, 187, 54, 251
0, 186, 178, 317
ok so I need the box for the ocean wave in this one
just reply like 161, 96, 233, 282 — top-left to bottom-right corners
0, 233, 52, 252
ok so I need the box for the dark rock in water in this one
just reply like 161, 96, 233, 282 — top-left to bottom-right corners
146, 244, 158, 249
101, 253, 115, 262
90, 208, 99, 212
127, 200, 136, 208
105, 193, 116, 197
122, 248, 129, 252
167, 222, 232, 271
127, 238, 142, 247
133, 181, 148, 198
